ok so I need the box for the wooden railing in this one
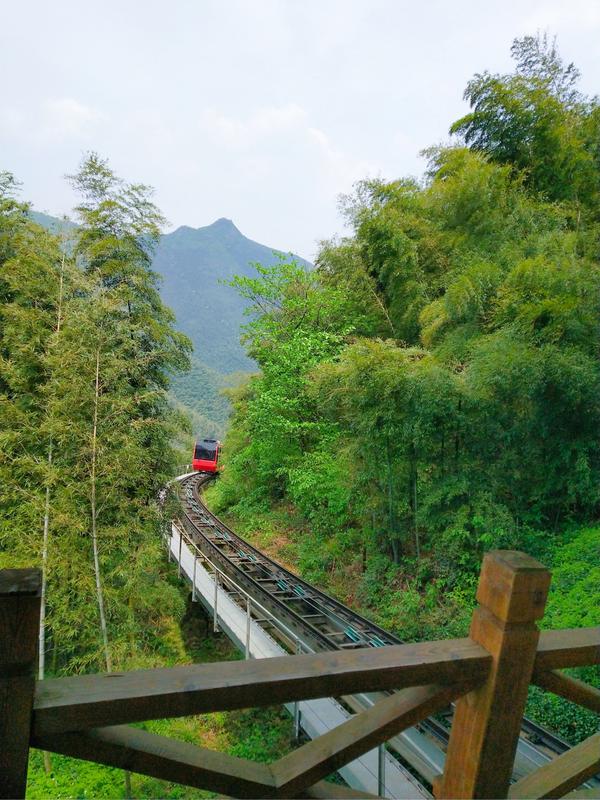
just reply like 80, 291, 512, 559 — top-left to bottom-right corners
1, 551, 599, 799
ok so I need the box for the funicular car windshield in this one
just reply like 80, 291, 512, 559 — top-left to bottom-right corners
194, 441, 217, 461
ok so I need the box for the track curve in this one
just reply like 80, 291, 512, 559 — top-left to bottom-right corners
173, 470, 582, 786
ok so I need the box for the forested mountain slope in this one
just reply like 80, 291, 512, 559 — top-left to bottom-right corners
30, 210, 76, 235
155, 217, 311, 374
33, 211, 311, 433
154, 218, 311, 433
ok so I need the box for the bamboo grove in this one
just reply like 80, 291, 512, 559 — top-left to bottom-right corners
0, 157, 192, 675
209, 37, 600, 735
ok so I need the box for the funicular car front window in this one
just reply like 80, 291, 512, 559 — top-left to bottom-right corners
195, 444, 216, 460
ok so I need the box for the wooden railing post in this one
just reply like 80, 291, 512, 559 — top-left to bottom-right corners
0, 568, 42, 799
439, 551, 550, 799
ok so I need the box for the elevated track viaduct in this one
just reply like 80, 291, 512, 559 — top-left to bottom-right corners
166, 471, 599, 798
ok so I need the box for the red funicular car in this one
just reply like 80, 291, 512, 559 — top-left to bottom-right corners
192, 438, 220, 473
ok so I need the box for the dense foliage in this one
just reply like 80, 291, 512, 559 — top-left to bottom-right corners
209, 36, 600, 739
0, 156, 192, 674
32, 209, 305, 435
0, 162, 299, 791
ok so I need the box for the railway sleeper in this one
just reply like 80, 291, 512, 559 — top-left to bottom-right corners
175, 472, 578, 787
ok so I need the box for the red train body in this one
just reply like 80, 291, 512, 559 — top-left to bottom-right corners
192, 438, 220, 473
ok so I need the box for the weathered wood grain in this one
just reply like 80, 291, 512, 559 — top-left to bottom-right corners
33, 638, 490, 735
33, 724, 385, 798
7, 550, 599, 800
535, 628, 600, 670
0, 568, 41, 800
440, 550, 551, 800
272, 682, 472, 798
563, 790, 600, 800
508, 733, 600, 799
34, 724, 277, 798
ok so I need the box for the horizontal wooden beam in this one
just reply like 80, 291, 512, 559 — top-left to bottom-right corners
533, 669, 600, 714
33, 638, 490, 735
508, 733, 600, 799
535, 628, 600, 670
33, 722, 387, 800
304, 780, 380, 799
34, 724, 276, 799
272, 682, 471, 797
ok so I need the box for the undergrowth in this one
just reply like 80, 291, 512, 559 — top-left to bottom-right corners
27, 596, 294, 798
204, 483, 600, 745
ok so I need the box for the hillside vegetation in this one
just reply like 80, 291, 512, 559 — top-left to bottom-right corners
207, 36, 600, 742
1, 156, 193, 673
32, 212, 311, 435
155, 217, 311, 375
1, 157, 294, 796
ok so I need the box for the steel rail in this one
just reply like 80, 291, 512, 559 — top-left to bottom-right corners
177, 484, 343, 654
178, 476, 574, 753
173, 471, 581, 785
167, 521, 316, 658
180, 474, 406, 649
174, 473, 447, 784
168, 492, 435, 795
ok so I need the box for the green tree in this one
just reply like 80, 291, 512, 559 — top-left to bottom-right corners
221, 259, 350, 503
450, 34, 600, 212
1, 158, 191, 675
216, 39, 600, 597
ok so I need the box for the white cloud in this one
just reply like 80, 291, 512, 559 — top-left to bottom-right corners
0, 97, 106, 145
0, 107, 25, 136
200, 104, 308, 149
40, 97, 105, 139
520, 0, 600, 32
190, 102, 383, 256
306, 126, 379, 188
2, 0, 598, 257
199, 104, 378, 187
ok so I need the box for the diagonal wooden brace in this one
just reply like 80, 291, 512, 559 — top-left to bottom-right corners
272, 681, 476, 798
34, 724, 278, 799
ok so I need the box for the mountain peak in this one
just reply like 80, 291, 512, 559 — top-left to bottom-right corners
210, 217, 240, 234
170, 218, 243, 240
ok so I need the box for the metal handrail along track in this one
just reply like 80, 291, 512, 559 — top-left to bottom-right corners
172, 471, 579, 788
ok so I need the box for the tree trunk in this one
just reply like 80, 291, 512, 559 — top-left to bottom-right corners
39, 256, 64, 774
413, 463, 420, 562
39, 448, 53, 774
440, 428, 445, 475
91, 348, 112, 673
454, 397, 461, 465
385, 437, 399, 564
409, 443, 420, 562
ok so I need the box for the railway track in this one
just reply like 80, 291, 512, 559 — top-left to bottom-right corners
173, 471, 583, 789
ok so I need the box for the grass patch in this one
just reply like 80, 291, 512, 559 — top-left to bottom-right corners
27, 590, 295, 798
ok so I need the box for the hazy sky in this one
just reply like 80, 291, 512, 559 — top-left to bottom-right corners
1, 1, 599, 260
